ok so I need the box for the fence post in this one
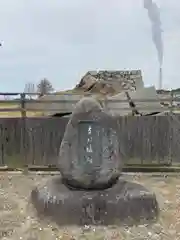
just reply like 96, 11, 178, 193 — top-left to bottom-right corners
170, 91, 173, 114
20, 93, 26, 117
0, 124, 4, 166
20, 93, 28, 171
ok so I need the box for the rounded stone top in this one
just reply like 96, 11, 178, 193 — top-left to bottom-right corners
73, 97, 102, 113
58, 97, 122, 190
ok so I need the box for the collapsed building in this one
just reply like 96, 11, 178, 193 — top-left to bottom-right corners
27, 70, 168, 117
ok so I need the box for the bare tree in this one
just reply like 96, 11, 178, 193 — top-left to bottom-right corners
24, 82, 36, 99
37, 78, 54, 97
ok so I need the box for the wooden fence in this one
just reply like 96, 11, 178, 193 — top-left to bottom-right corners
0, 92, 179, 168
0, 116, 179, 168
0, 91, 179, 117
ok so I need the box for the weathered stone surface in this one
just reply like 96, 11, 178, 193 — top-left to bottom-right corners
128, 86, 163, 115
31, 177, 159, 226
58, 97, 122, 190
107, 92, 132, 116
77, 70, 144, 94
107, 86, 163, 116
77, 72, 97, 90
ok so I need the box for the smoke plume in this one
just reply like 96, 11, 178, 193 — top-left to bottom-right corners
144, 0, 163, 66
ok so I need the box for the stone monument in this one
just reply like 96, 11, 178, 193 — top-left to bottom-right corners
58, 97, 122, 190
31, 97, 159, 225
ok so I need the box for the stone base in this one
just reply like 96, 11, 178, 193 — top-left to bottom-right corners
62, 176, 119, 190
31, 177, 159, 226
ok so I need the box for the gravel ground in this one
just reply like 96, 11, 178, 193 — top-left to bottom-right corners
0, 172, 179, 240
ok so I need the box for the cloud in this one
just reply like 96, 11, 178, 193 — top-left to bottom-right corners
0, 0, 179, 91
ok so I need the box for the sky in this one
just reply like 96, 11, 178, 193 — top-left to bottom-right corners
0, 0, 179, 92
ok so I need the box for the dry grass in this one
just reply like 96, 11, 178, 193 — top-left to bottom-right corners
0, 172, 179, 240
0, 103, 39, 117
0, 112, 37, 118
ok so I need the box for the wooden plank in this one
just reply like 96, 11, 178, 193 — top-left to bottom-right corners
0, 116, 178, 167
